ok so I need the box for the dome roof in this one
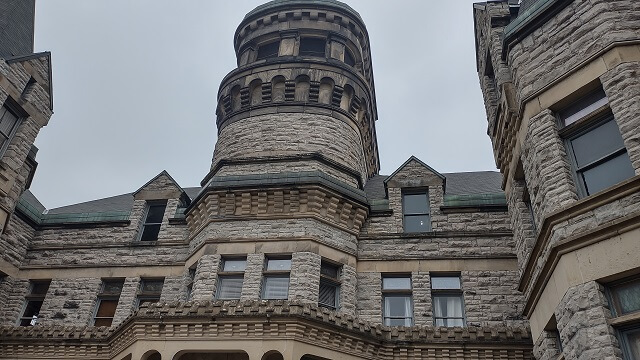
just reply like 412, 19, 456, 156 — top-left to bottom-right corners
243, 0, 363, 23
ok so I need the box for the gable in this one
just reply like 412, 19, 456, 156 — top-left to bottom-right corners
133, 171, 184, 201
385, 156, 445, 189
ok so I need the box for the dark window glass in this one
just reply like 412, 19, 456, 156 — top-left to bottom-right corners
139, 203, 166, 241
580, 152, 635, 195
431, 277, 461, 290
319, 280, 339, 309
344, 50, 356, 67
0, 105, 19, 151
610, 279, 640, 316
19, 281, 50, 326
620, 327, 640, 360
570, 120, 626, 168
559, 88, 608, 126
31, 282, 50, 295
299, 38, 326, 57
431, 275, 465, 327
382, 277, 411, 290
217, 276, 244, 300
320, 262, 339, 279
102, 280, 124, 295
262, 275, 289, 299
256, 41, 280, 60
93, 279, 124, 327
223, 259, 247, 272
403, 192, 431, 233
140, 279, 164, 293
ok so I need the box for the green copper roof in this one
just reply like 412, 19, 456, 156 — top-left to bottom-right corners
244, 0, 363, 22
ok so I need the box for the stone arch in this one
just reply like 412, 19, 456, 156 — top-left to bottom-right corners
294, 75, 310, 102
340, 84, 354, 112
231, 85, 242, 112
142, 350, 162, 360
318, 77, 334, 105
272, 75, 286, 103
174, 351, 249, 360
262, 351, 284, 360
249, 79, 263, 106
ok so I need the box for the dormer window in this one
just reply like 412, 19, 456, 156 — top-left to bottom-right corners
139, 202, 166, 241
299, 37, 326, 57
402, 191, 431, 233
256, 41, 280, 60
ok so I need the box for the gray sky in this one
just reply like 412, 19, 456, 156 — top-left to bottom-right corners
31, 0, 495, 209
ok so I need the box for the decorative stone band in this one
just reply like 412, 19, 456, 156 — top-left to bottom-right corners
186, 172, 369, 239
0, 300, 533, 360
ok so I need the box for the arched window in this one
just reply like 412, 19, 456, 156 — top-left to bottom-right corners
249, 79, 263, 106
294, 75, 310, 102
231, 85, 241, 111
318, 78, 334, 105
341, 84, 354, 111
271, 76, 286, 103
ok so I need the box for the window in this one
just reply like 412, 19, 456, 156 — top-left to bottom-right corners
93, 279, 124, 326
344, 50, 356, 67
262, 257, 291, 300
299, 38, 326, 57
139, 202, 166, 241
382, 276, 412, 326
318, 261, 340, 310
431, 275, 465, 327
19, 280, 50, 326
559, 88, 635, 197
216, 258, 246, 300
185, 267, 196, 301
0, 104, 21, 156
136, 278, 163, 308
256, 41, 280, 60
608, 278, 640, 359
403, 191, 431, 233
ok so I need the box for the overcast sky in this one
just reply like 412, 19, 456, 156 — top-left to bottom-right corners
31, 0, 495, 209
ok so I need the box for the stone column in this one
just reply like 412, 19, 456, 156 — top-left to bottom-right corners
289, 252, 321, 303
356, 272, 381, 324
241, 253, 265, 301
159, 276, 184, 302
601, 61, 640, 174
112, 277, 140, 327
191, 254, 220, 301
412, 272, 432, 326
339, 264, 357, 316
555, 281, 622, 359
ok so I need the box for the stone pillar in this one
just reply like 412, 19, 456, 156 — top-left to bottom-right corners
534, 331, 562, 360
412, 272, 432, 326
356, 272, 381, 324
555, 281, 622, 359
339, 264, 357, 316
521, 110, 579, 223
112, 277, 140, 327
241, 253, 265, 301
289, 252, 321, 303
37, 277, 101, 326
159, 276, 184, 302
191, 254, 220, 301
0, 278, 29, 325
601, 61, 640, 174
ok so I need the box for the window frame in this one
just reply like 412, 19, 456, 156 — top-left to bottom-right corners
299, 37, 327, 58
430, 274, 466, 327
0, 101, 24, 158
18, 280, 51, 326
185, 267, 196, 301
318, 261, 341, 310
136, 278, 164, 309
92, 279, 124, 327
256, 40, 280, 60
216, 257, 247, 300
402, 189, 431, 233
557, 89, 634, 198
618, 324, 640, 360
382, 275, 413, 327
261, 256, 291, 300
137, 201, 167, 242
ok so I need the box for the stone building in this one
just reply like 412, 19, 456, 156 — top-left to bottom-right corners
3, 0, 635, 359
473, 0, 640, 359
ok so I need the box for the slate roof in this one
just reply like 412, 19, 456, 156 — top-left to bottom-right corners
0, 0, 35, 57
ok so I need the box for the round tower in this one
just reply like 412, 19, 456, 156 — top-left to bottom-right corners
207, 0, 379, 189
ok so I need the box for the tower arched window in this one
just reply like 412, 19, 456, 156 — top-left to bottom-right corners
299, 38, 326, 57
256, 41, 280, 60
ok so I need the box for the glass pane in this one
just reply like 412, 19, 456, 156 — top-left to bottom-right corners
403, 193, 429, 214
266, 259, 291, 271
94, 318, 113, 327
262, 276, 289, 299
623, 327, 640, 359
0, 108, 18, 136
145, 204, 166, 224
140, 224, 161, 241
319, 281, 338, 308
22, 300, 43, 317
102, 280, 124, 294
581, 152, 635, 195
382, 277, 411, 290
257, 41, 279, 60
31, 282, 50, 295
299, 38, 326, 57
20, 317, 37, 326
320, 262, 339, 279
431, 277, 461, 290
96, 299, 118, 317
141, 280, 164, 293
404, 215, 431, 232
386, 318, 411, 326
613, 281, 640, 315
435, 318, 465, 327
217, 276, 243, 299
433, 295, 464, 319
571, 119, 625, 168
560, 89, 608, 126
223, 259, 246, 272
384, 296, 411, 317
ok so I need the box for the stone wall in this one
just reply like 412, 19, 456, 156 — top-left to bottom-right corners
37, 278, 101, 326
355, 272, 381, 323
0, 277, 28, 325
462, 270, 524, 327
505, 179, 537, 275
533, 331, 562, 360
240, 253, 264, 301
289, 252, 321, 303
191, 255, 221, 301
0, 215, 34, 268
111, 277, 139, 327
